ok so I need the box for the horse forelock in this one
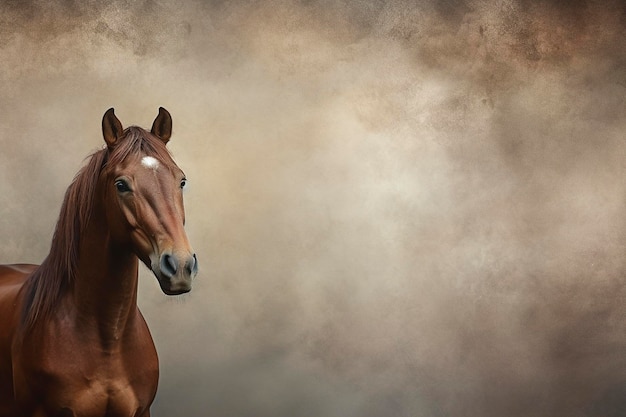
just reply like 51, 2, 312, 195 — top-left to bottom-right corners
104, 126, 176, 175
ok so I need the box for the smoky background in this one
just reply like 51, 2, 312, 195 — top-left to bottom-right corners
1, 0, 626, 416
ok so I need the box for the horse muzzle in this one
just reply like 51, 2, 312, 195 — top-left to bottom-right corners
152, 251, 198, 295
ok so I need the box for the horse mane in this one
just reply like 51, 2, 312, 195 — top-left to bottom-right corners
21, 126, 175, 331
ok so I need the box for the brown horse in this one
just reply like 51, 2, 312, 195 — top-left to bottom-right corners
0, 108, 198, 417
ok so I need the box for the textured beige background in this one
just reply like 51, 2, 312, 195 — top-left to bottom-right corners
1, 1, 626, 416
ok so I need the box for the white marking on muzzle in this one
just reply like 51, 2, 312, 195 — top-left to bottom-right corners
141, 156, 160, 170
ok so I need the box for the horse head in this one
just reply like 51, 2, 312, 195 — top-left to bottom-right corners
100, 107, 198, 294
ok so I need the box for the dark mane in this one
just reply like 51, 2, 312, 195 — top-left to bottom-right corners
21, 126, 174, 331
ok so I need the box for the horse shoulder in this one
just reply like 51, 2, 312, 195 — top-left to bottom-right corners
0, 264, 34, 415
123, 308, 159, 390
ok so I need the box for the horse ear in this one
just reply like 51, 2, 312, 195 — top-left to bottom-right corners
151, 107, 172, 144
102, 108, 123, 149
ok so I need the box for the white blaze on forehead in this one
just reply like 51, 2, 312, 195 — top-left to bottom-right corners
141, 156, 160, 170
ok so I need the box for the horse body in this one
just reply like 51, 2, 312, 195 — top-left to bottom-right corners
3, 264, 158, 417
0, 108, 197, 417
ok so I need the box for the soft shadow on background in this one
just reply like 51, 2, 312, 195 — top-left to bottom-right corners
1, 1, 626, 416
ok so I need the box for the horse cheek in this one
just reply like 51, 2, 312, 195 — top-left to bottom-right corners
109, 197, 138, 245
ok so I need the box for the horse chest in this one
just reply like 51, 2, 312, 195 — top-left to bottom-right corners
25, 358, 153, 417
56, 377, 141, 417
14, 331, 158, 417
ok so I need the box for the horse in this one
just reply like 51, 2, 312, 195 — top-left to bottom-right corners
0, 107, 198, 417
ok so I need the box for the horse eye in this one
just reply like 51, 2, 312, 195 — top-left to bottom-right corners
115, 179, 131, 193
180, 179, 187, 189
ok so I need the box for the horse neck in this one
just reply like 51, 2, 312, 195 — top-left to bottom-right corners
69, 193, 140, 345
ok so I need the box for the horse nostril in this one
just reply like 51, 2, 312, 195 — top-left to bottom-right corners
186, 253, 198, 276
160, 253, 178, 278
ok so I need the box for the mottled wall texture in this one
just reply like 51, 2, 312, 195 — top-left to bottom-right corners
2, 1, 626, 416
